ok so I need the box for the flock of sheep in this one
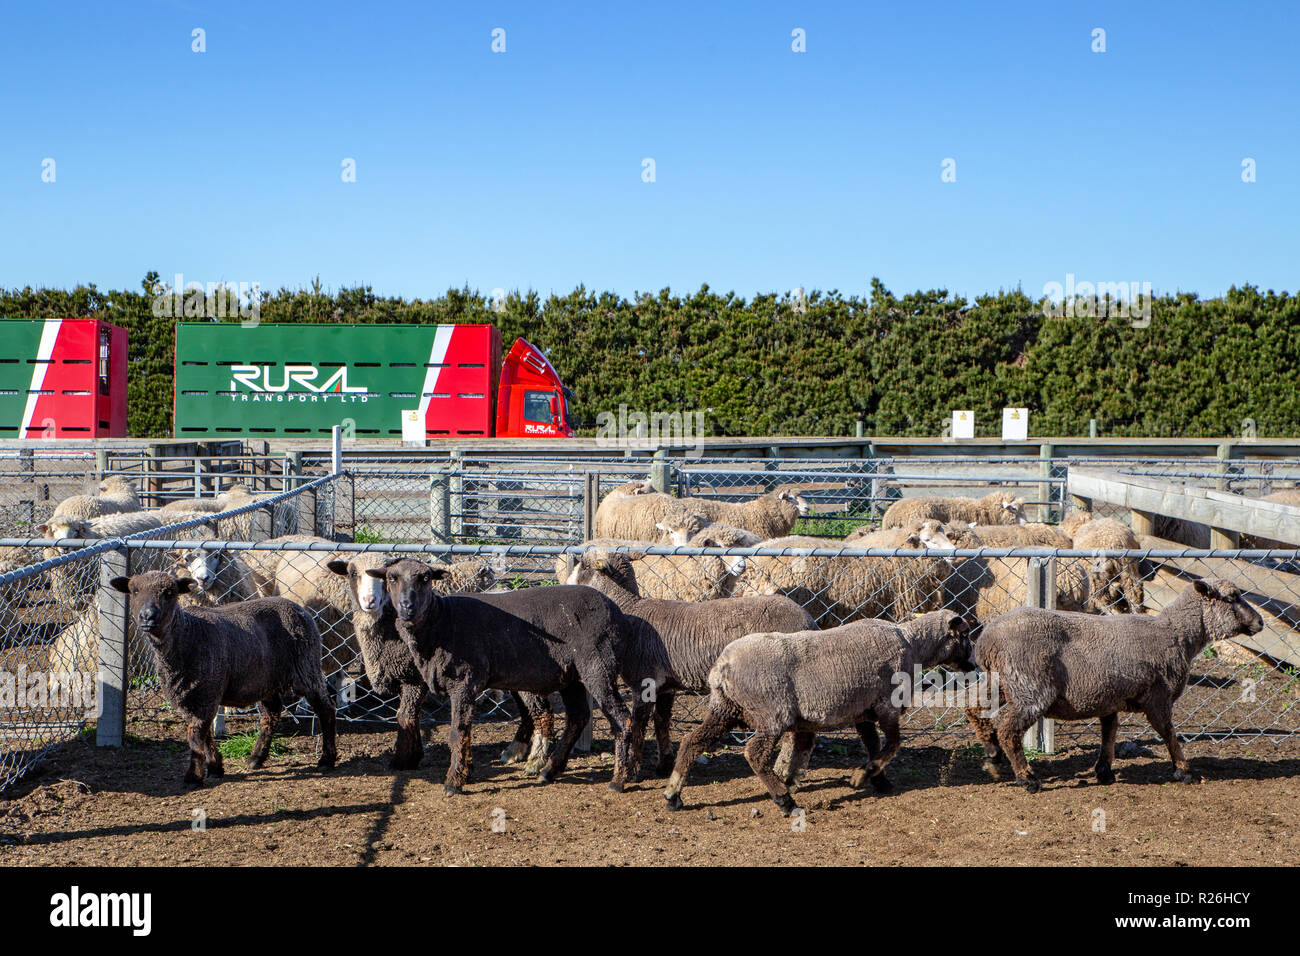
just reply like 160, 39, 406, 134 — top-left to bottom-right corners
35, 474, 1268, 816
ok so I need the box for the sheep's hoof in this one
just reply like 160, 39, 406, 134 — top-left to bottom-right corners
982, 760, 1004, 780
849, 768, 870, 789
535, 769, 554, 785
1018, 776, 1042, 794
869, 773, 894, 794
773, 793, 799, 817
1173, 768, 1201, 785
207, 761, 225, 777
245, 756, 265, 770
498, 741, 528, 765
1095, 765, 1116, 785
443, 785, 464, 797
608, 780, 625, 793
316, 757, 336, 771
665, 792, 684, 812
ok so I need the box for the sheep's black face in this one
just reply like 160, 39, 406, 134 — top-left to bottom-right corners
943, 614, 975, 671
110, 571, 194, 642
377, 559, 445, 624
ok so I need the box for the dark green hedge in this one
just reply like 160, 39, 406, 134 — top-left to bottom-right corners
3, 274, 1297, 438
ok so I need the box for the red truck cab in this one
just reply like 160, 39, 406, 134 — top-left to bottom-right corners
495, 337, 574, 438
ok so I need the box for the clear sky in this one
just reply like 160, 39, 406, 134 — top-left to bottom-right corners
2, 1, 1296, 303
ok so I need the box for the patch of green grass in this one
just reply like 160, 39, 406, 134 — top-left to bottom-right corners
218, 730, 288, 761
353, 525, 389, 544
791, 517, 858, 538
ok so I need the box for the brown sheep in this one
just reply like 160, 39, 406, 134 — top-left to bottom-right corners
663, 611, 973, 815
966, 579, 1263, 792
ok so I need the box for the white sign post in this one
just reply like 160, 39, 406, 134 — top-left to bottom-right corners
401, 409, 425, 445
1002, 407, 1029, 441
951, 410, 975, 440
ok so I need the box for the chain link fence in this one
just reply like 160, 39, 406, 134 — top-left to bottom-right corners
6, 451, 1300, 794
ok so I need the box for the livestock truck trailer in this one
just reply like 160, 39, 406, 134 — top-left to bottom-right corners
173, 322, 575, 439
0, 318, 129, 438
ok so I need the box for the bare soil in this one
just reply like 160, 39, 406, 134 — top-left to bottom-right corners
2, 715, 1298, 866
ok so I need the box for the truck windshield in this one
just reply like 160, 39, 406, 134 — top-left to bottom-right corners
523, 390, 556, 423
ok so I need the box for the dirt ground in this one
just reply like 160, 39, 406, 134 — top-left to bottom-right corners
2, 715, 1298, 866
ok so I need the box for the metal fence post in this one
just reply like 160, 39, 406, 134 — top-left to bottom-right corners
96, 547, 130, 748
429, 469, 451, 545
582, 472, 600, 541
449, 451, 464, 539
1038, 443, 1055, 523
94, 448, 108, 482
1022, 556, 1056, 754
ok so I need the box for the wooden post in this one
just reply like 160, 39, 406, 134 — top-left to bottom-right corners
96, 547, 130, 748
650, 449, 669, 494
582, 472, 600, 541
1215, 442, 1233, 493
1070, 494, 1093, 514
94, 448, 107, 482
250, 505, 273, 541
1130, 509, 1154, 537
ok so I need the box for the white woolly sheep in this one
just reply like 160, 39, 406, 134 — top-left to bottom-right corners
596, 488, 810, 542
1065, 515, 1146, 614
50, 476, 142, 521
881, 491, 1026, 530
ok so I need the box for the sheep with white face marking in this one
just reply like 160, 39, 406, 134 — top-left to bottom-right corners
325, 553, 551, 771
554, 540, 747, 601
596, 488, 810, 542
567, 548, 815, 779
736, 526, 957, 627
965, 578, 1262, 792
50, 476, 142, 521
656, 506, 763, 548
174, 547, 256, 607
663, 610, 973, 815
882, 491, 1026, 530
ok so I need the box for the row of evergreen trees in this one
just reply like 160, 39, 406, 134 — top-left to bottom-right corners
2, 273, 1296, 439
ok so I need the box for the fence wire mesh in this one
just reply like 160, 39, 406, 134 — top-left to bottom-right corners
6, 451, 1300, 795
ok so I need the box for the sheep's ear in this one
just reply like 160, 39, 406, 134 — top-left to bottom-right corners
1193, 578, 1214, 598
905, 533, 921, 547
176, 577, 196, 594
698, 537, 720, 548
428, 567, 449, 580
326, 559, 349, 576
37, 524, 48, 534
364, 568, 387, 579
109, 576, 130, 594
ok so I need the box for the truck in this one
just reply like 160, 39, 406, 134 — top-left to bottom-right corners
172, 322, 575, 439
0, 318, 129, 438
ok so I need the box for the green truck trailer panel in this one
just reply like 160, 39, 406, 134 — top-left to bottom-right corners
173, 323, 498, 438
0, 320, 47, 431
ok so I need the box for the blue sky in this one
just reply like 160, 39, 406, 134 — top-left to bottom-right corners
2, 1, 1296, 303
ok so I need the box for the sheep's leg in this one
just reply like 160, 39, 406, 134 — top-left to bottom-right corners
444, 684, 479, 795
651, 691, 676, 777
625, 695, 653, 784
580, 669, 633, 793
1144, 701, 1197, 784
184, 718, 209, 788
538, 683, 589, 785
1122, 565, 1146, 614
994, 702, 1041, 793
522, 705, 557, 775
851, 712, 900, 792
664, 698, 741, 811
744, 730, 799, 816
247, 695, 283, 770
781, 732, 817, 790
301, 679, 338, 772
499, 691, 537, 765
202, 718, 224, 778
965, 705, 1004, 779
1095, 712, 1118, 785
391, 683, 426, 771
